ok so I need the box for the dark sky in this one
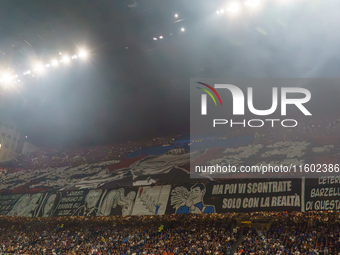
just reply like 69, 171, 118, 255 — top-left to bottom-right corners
1, 0, 340, 146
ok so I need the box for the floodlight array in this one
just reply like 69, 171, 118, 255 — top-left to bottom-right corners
0, 49, 89, 88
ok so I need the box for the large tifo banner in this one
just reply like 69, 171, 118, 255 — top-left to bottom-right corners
1, 187, 139, 217
6, 178, 340, 217
166, 179, 302, 214
132, 185, 171, 215
304, 176, 340, 211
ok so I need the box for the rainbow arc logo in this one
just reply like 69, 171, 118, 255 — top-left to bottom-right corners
196, 82, 222, 115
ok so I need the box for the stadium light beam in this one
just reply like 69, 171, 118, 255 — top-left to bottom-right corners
78, 49, 88, 60
217, 9, 224, 14
1, 73, 13, 84
1, 47, 90, 85
63, 55, 71, 64
51, 59, 59, 67
34, 63, 45, 74
244, 0, 261, 9
227, 2, 241, 14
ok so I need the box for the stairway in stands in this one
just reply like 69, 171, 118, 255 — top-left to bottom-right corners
230, 217, 273, 254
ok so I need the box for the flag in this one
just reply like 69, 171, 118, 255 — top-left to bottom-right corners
158, 225, 164, 232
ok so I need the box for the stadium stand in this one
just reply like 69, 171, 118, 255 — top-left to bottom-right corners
0, 212, 339, 254
0, 213, 239, 254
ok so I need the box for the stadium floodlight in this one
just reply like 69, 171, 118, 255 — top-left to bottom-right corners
153, 37, 158, 41
63, 55, 70, 63
34, 63, 44, 73
180, 27, 185, 32
174, 13, 179, 18
51, 59, 59, 67
159, 36, 164, 39
78, 49, 88, 59
227, 2, 241, 14
1, 73, 13, 84
0, 48, 91, 85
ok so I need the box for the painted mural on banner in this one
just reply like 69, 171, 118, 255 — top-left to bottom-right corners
59, 152, 195, 191
54, 187, 138, 217
0, 180, 303, 217
0, 187, 138, 217
168, 183, 216, 214
305, 176, 340, 211
7, 193, 44, 217
166, 179, 302, 214
0, 194, 27, 216
98, 188, 137, 216
35, 192, 62, 217
132, 185, 171, 215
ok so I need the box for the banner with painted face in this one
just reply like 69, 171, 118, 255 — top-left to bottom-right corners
35, 192, 62, 217
166, 183, 216, 214
0, 187, 139, 217
97, 187, 138, 216
166, 179, 302, 214
0, 194, 31, 216
53, 187, 139, 217
304, 177, 340, 211
0, 179, 304, 217
6, 193, 44, 217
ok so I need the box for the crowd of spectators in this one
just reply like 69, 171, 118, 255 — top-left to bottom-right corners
252, 116, 340, 145
1, 211, 339, 254
1, 209, 340, 254
236, 211, 340, 255
0, 213, 239, 254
